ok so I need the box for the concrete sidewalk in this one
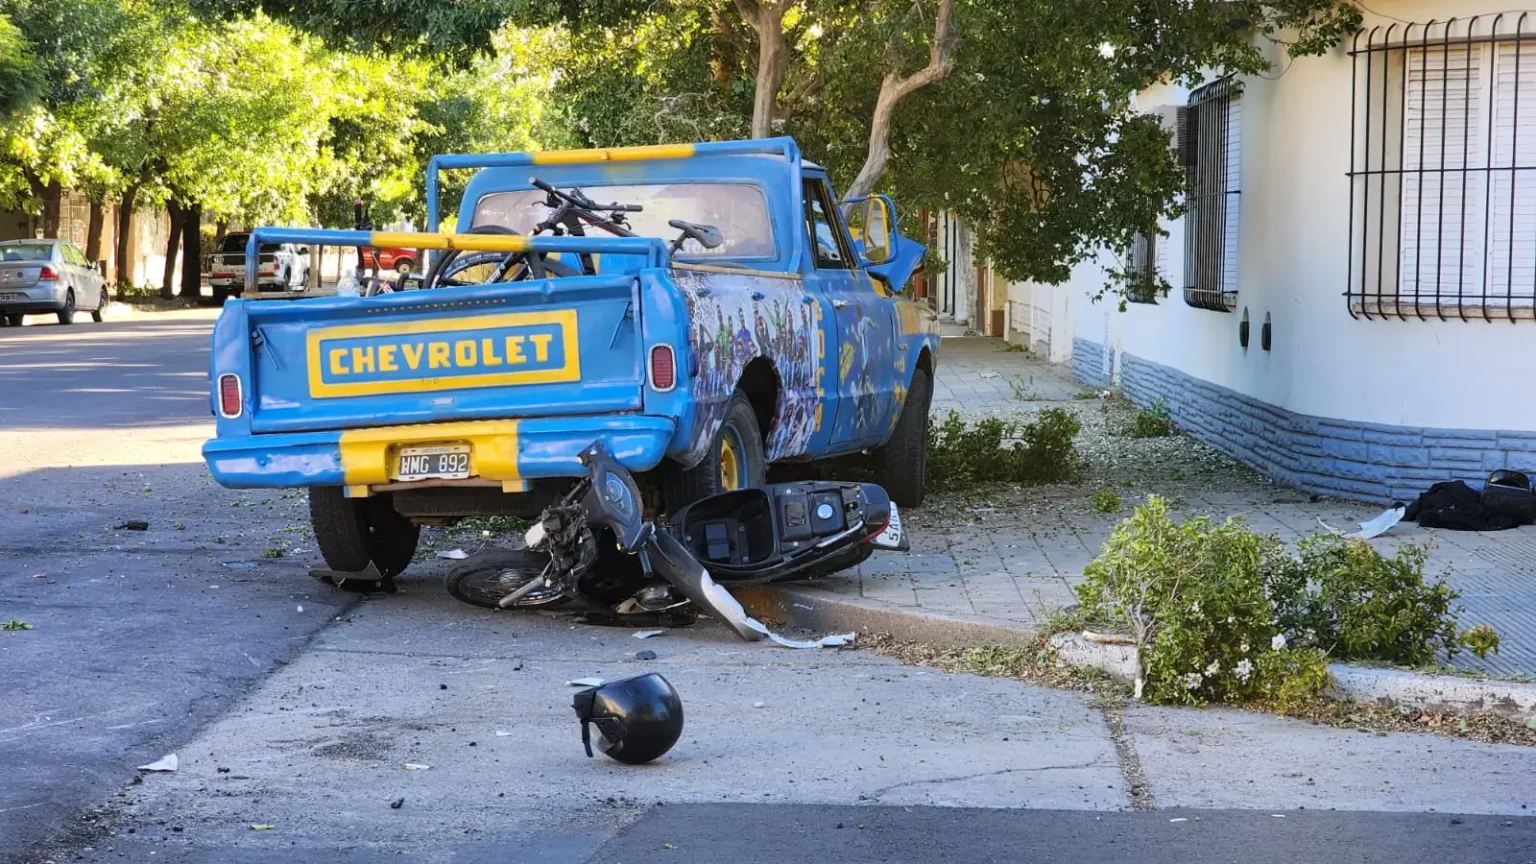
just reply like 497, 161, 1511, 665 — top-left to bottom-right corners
759, 338, 1536, 679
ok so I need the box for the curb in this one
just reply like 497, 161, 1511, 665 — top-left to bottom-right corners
739, 585, 1536, 722
732, 585, 1039, 649
1328, 663, 1536, 722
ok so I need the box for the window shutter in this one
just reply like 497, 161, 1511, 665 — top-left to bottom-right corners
1176, 106, 1199, 170
1400, 44, 1487, 302
1488, 41, 1536, 301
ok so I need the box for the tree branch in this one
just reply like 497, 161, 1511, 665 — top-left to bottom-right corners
844, 0, 958, 200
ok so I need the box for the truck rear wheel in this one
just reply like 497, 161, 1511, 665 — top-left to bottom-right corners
309, 488, 421, 578
871, 366, 931, 508
661, 391, 765, 513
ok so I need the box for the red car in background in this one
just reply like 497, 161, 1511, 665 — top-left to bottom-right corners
359, 246, 418, 274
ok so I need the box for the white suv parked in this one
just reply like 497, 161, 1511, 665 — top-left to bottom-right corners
208, 233, 310, 301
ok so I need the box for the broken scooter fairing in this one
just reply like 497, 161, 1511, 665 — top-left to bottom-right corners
501, 442, 905, 642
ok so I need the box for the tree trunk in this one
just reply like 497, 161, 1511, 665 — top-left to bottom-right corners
734, 0, 795, 139
161, 200, 182, 300
115, 185, 139, 291
41, 181, 62, 239
214, 219, 227, 249
180, 202, 203, 299
843, 0, 958, 201
85, 201, 105, 263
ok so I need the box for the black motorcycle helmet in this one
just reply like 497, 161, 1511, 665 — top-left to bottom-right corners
1488, 469, 1532, 491
572, 673, 684, 765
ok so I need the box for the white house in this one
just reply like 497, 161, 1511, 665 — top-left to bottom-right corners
987, 0, 1536, 504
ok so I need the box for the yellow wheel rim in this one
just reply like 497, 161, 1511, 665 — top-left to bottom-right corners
719, 432, 742, 491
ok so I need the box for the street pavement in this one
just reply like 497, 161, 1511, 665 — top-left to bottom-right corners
4, 314, 1536, 864
0, 311, 358, 859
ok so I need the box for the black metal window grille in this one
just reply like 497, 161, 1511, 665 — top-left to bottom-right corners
1348, 15, 1536, 321
1180, 79, 1241, 312
1126, 231, 1159, 303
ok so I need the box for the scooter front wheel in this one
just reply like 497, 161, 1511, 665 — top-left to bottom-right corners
444, 551, 570, 609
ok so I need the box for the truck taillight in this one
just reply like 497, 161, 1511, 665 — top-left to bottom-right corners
218, 374, 243, 418
38, 265, 58, 281
649, 344, 676, 392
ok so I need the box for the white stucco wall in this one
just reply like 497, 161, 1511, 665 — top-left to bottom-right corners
1074, 0, 1536, 434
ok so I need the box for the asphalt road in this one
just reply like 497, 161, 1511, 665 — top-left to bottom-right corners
0, 311, 356, 860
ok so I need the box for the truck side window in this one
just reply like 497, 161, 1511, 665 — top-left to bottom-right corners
802, 178, 853, 270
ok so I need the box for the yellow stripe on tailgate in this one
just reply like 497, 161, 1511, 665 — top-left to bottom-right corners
338, 420, 520, 486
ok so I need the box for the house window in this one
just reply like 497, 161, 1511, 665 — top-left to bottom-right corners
1180, 80, 1241, 312
1126, 231, 1160, 303
1348, 17, 1536, 321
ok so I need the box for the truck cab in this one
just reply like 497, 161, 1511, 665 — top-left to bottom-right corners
202, 137, 939, 579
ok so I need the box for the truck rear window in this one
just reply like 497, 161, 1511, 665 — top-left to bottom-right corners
219, 235, 280, 254
471, 183, 775, 259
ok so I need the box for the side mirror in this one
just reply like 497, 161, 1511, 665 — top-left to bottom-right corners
859, 196, 895, 265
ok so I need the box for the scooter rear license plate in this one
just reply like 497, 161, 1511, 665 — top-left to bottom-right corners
870, 503, 904, 550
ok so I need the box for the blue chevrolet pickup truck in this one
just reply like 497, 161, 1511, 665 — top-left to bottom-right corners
202, 137, 939, 577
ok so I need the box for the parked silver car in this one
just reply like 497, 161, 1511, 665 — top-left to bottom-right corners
0, 239, 109, 326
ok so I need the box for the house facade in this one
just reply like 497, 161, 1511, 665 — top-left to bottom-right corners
995, 0, 1536, 504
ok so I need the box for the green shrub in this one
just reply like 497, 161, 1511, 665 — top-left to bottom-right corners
1272, 535, 1461, 666
1128, 397, 1174, 438
1077, 499, 1499, 709
1093, 488, 1121, 513
1076, 497, 1302, 705
926, 409, 1084, 490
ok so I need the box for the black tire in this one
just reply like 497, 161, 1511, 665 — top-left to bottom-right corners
872, 366, 932, 508
90, 288, 107, 322
395, 258, 415, 275
57, 289, 75, 325
4, 314, 21, 327
444, 550, 569, 609
661, 391, 765, 513
308, 488, 421, 578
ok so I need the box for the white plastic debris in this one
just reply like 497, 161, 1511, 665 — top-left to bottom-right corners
403, 763, 431, 771
566, 677, 605, 687
766, 631, 857, 649
495, 730, 513, 737
1168, 818, 1188, 823
436, 549, 469, 560
978, 371, 1000, 379
1353, 506, 1406, 540
634, 630, 665, 640
752, 701, 766, 709
137, 754, 178, 772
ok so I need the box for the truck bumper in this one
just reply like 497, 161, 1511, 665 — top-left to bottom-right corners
202, 415, 678, 490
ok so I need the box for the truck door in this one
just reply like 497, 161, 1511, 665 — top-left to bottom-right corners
801, 173, 897, 449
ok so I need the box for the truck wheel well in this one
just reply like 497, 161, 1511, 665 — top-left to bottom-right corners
737, 358, 779, 445
916, 347, 934, 379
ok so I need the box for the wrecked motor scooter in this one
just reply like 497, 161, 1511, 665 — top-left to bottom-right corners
443, 442, 907, 640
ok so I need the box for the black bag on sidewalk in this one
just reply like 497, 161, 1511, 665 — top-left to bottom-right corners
1482, 480, 1536, 525
1403, 480, 1523, 531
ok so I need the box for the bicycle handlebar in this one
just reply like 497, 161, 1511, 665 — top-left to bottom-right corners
529, 177, 644, 213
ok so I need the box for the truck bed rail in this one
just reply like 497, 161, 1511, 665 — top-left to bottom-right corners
243, 227, 670, 295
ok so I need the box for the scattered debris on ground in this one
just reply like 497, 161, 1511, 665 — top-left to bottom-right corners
866, 635, 1536, 748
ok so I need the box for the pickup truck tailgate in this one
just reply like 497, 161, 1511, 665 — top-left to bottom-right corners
240, 276, 643, 434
